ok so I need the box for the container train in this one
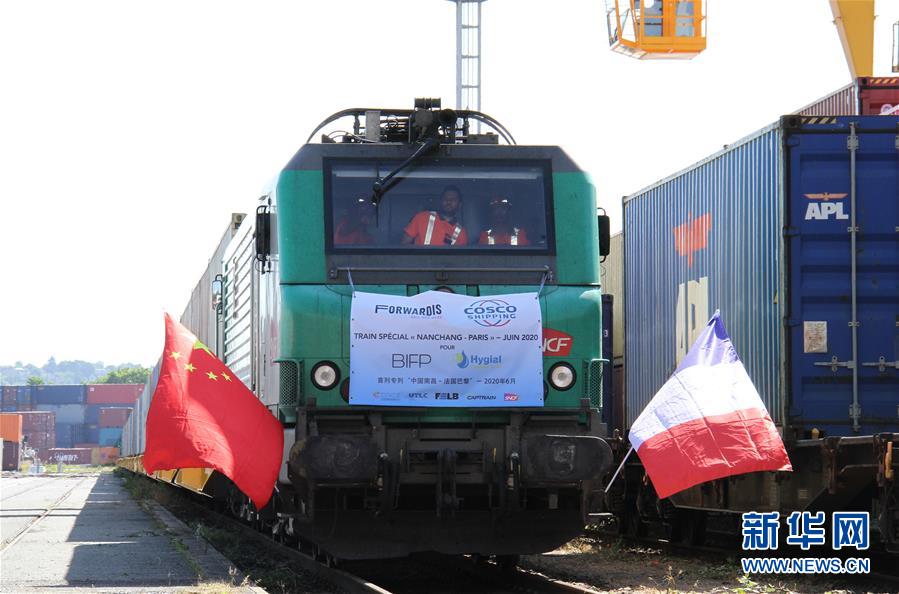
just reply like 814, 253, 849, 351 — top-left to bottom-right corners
602, 113, 899, 550
120, 99, 614, 560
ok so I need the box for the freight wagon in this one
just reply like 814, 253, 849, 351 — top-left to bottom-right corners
121, 98, 614, 562
605, 115, 899, 549
48, 448, 92, 465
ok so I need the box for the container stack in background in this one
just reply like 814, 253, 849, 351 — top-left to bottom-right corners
87, 385, 140, 461
1, 386, 33, 412
0, 413, 24, 470
18, 411, 55, 462
0, 384, 140, 465
34, 385, 85, 449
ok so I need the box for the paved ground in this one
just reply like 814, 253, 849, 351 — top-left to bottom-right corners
1, 472, 262, 593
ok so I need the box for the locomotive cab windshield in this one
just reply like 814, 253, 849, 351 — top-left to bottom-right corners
326, 160, 554, 252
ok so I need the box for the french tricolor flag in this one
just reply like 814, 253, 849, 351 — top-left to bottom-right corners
629, 311, 792, 499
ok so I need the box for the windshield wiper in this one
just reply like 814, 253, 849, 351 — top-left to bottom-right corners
370, 136, 438, 207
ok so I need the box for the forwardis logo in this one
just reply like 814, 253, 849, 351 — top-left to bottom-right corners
455, 351, 502, 369
374, 304, 442, 317
464, 299, 517, 328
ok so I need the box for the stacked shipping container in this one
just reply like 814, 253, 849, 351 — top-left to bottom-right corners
0, 384, 140, 463
99, 407, 132, 427
48, 448, 92, 465
619, 115, 898, 437
795, 77, 899, 116
86, 384, 141, 405
0, 413, 24, 470
2, 439, 21, 471
1, 386, 32, 411
18, 411, 55, 460
0, 413, 23, 443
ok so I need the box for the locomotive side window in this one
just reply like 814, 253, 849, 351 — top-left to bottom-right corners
325, 160, 553, 253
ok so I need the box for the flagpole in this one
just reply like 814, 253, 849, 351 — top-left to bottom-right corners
604, 446, 634, 493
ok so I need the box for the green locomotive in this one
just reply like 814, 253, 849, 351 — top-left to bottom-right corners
124, 99, 613, 560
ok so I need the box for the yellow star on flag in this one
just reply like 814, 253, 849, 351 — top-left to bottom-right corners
193, 340, 214, 357
207, 371, 218, 381
222, 372, 232, 382
170, 351, 181, 360
184, 363, 196, 373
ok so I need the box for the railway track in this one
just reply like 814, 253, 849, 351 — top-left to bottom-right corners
347, 553, 606, 594
124, 472, 604, 594
0, 476, 88, 553
0, 475, 65, 502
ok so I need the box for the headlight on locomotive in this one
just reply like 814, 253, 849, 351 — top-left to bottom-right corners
311, 361, 340, 390
548, 362, 576, 391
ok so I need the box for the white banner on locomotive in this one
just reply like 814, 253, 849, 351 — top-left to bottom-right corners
350, 291, 543, 407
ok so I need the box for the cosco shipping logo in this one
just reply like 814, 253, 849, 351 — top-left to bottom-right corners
464, 299, 517, 327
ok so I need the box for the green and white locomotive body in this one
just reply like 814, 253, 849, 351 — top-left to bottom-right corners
128, 102, 613, 560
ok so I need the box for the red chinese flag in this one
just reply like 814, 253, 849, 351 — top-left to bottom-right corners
143, 313, 283, 509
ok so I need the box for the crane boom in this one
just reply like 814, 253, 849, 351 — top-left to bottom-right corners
830, 0, 875, 78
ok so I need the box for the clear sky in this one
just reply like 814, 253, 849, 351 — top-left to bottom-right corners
1, 0, 897, 367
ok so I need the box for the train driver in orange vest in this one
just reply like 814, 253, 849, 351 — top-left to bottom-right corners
402, 185, 469, 246
478, 197, 530, 246
334, 197, 375, 245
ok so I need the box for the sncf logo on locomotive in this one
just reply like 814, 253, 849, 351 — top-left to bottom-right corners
542, 328, 573, 356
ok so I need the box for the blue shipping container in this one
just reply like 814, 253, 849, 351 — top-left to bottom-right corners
33, 385, 85, 405
36, 404, 85, 424
84, 404, 101, 425
15, 387, 32, 404
623, 115, 898, 438
84, 424, 100, 444
99, 427, 122, 447
55, 423, 76, 448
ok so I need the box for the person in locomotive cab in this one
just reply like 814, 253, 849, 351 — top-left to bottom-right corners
401, 185, 469, 246
478, 197, 530, 246
334, 196, 375, 245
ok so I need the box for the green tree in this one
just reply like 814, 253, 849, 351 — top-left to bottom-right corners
26, 376, 45, 386
94, 366, 149, 384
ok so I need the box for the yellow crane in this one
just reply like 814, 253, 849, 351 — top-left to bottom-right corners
829, 0, 875, 77
605, 0, 879, 76
604, 0, 706, 59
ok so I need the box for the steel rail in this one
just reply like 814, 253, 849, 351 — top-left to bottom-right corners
0, 476, 65, 502
0, 476, 88, 553
139, 475, 393, 594
129, 472, 609, 594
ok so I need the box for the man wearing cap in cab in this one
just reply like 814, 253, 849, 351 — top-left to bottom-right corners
478, 197, 530, 246
334, 196, 375, 245
402, 185, 469, 246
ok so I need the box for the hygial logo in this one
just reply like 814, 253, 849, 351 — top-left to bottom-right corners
455, 351, 502, 368
464, 299, 518, 327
